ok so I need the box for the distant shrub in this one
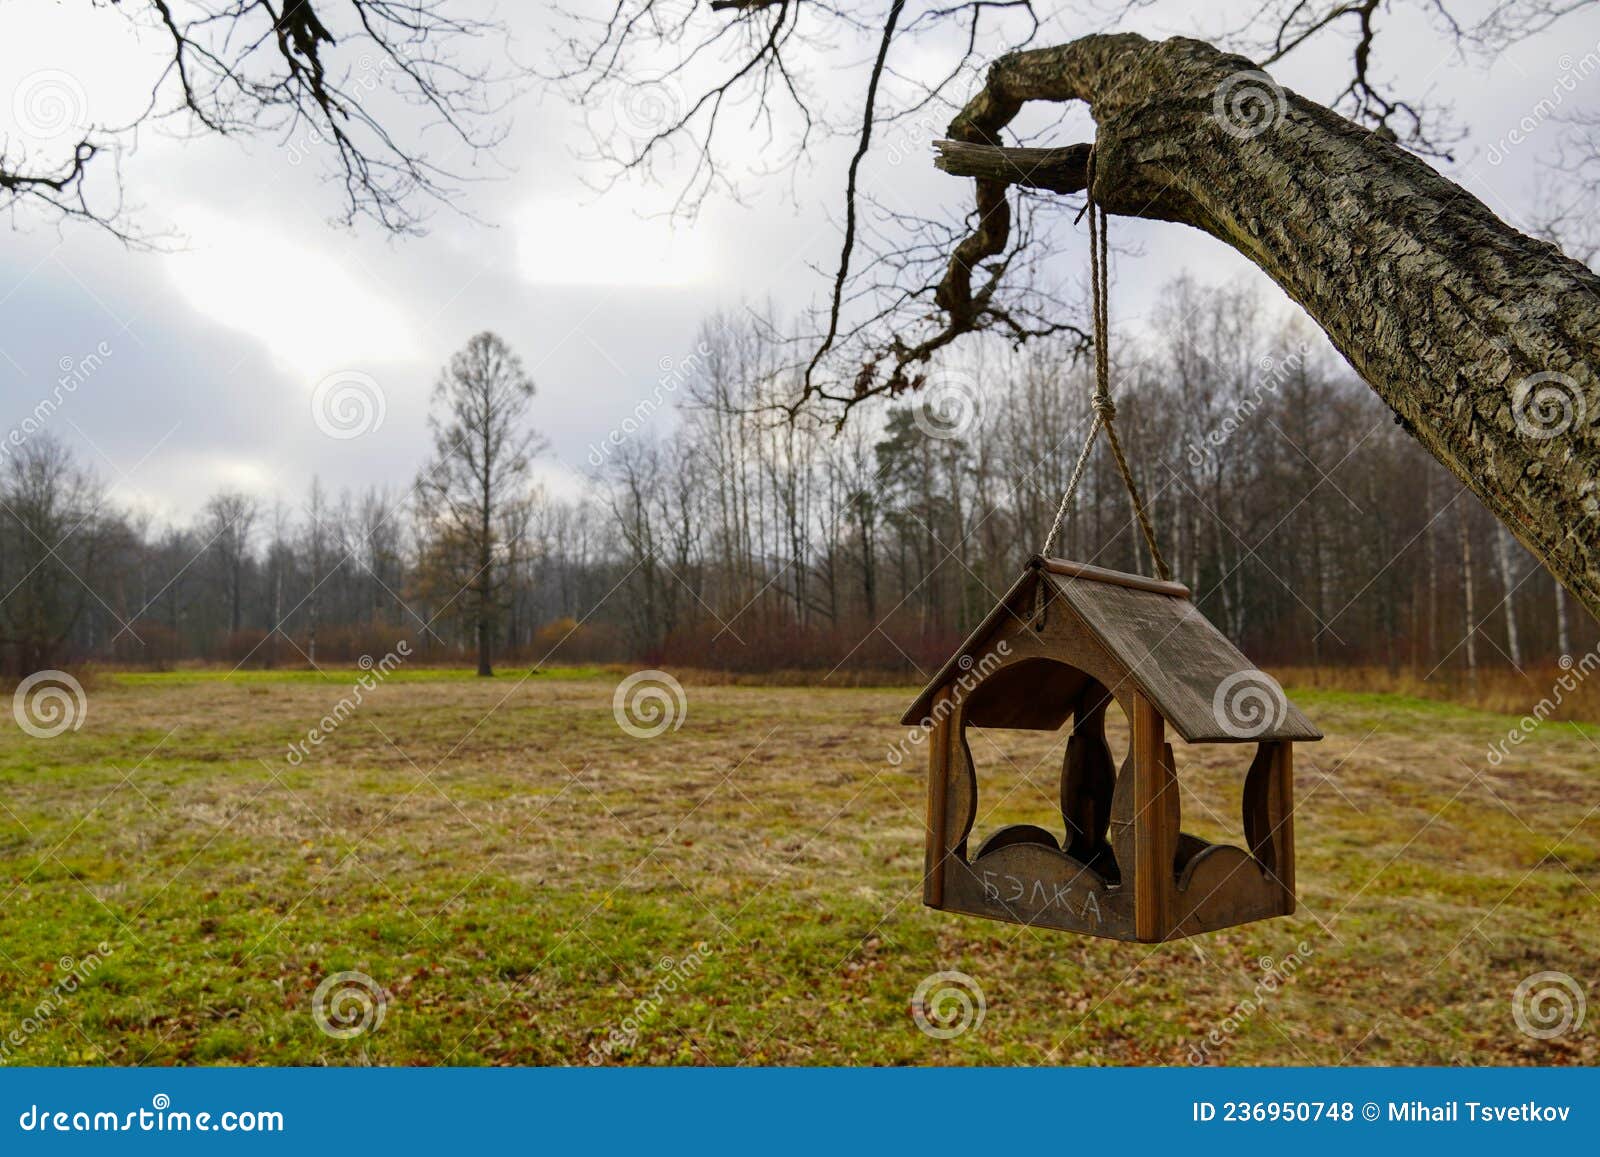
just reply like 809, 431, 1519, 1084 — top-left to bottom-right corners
523, 617, 626, 665
113, 623, 181, 670
308, 625, 416, 665
223, 628, 272, 667
656, 617, 961, 678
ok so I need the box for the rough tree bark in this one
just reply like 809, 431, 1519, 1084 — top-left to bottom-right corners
932, 34, 1600, 621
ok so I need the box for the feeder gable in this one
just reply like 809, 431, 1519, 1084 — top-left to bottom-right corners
898, 565, 1042, 727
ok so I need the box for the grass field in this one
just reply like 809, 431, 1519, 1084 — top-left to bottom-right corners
0, 666, 1596, 1066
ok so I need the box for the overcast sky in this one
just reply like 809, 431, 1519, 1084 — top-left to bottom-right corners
2, 1, 1597, 525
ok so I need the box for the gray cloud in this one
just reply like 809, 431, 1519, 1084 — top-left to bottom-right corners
1, 1, 1595, 522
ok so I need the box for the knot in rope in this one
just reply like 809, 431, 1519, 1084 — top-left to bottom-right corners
1091, 393, 1117, 422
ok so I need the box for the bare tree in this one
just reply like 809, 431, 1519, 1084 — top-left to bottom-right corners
553, 2, 1578, 398
1459, 502, 1479, 689
558, 5, 1600, 623
415, 332, 544, 677
265, 500, 293, 668
202, 491, 259, 638
929, 33, 1600, 618
2, 1, 517, 239
1494, 524, 1525, 668
301, 477, 331, 664
0, 437, 106, 673
603, 438, 668, 654
10, 294, 1595, 676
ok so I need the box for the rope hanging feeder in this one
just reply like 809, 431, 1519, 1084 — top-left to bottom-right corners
1040, 151, 1170, 583
899, 165, 1322, 941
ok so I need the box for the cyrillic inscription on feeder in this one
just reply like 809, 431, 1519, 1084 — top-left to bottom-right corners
978, 869, 1103, 926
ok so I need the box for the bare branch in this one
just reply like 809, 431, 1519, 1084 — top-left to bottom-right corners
1, 1, 520, 240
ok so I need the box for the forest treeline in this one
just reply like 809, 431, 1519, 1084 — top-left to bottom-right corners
2, 276, 1591, 681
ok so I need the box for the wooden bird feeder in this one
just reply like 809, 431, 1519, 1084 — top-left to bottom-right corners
902, 556, 1322, 942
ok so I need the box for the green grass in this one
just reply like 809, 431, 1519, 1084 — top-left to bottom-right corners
0, 672, 1595, 1065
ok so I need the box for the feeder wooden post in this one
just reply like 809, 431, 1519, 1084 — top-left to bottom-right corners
1131, 692, 1176, 940
924, 698, 952, 908
1276, 744, 1295, 910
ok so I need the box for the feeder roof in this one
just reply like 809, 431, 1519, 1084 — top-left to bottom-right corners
900, 557, 1322, 743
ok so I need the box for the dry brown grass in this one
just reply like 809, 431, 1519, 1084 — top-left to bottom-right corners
0, 669, 1595, 1065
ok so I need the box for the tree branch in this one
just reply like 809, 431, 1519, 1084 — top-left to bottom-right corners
931, 32, 1600, 619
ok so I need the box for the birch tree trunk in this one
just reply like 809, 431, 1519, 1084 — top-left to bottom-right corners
1494, 525, 1524, 668
1426, 473, 1439, 663
1555, 578, 1572, 658
935, 34, 1600, 622
1460, 505, 1478, 688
